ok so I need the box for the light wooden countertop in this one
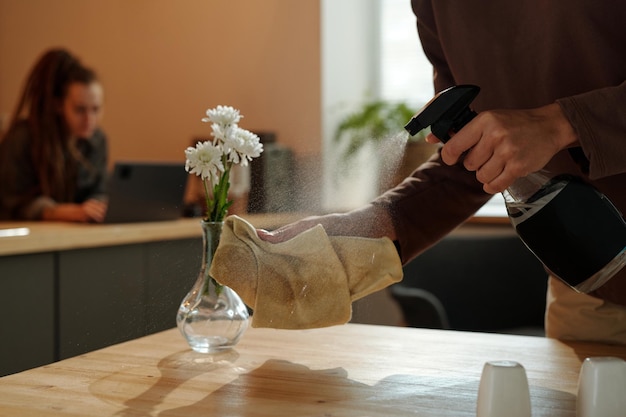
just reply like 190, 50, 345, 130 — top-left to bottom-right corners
0, 213, 309, 256
0, 212, 515, 257
2, 323, 625, 416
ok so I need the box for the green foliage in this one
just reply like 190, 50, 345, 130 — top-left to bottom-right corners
333, 100, 426, 162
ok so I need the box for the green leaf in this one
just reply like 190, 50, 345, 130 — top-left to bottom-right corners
333, 100, 426, 162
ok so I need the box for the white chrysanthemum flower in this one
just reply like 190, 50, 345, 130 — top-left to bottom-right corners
201, 105, 242, 126
184, 141, 224, 183
187, 105, 263, 224
218, 125, 243, 160
210, 122, 234, 143
226, 127, 263, 166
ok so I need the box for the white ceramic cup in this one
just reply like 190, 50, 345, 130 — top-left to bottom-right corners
476, 360, 531, 417
577, 356, 626, 417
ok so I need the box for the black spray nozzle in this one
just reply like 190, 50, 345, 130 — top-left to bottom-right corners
404, 84, 480, 143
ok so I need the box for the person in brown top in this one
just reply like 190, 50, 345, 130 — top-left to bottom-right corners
259, 2, 626, 343
0, 48, 108, 222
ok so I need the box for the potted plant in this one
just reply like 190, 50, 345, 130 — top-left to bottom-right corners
333, 99, 438, 190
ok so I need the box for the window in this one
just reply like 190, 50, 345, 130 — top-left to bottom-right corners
379, 1, 433, 106
378, 0, 507, 217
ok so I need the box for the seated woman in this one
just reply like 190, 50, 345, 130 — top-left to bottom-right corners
0, 48, 108, 222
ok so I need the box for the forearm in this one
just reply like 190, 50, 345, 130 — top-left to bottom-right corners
260, 203, 396, 244
326, 203, 397, 240
41, 200, 106, 223
41, 203, 86, 222
373, 157, 491, 264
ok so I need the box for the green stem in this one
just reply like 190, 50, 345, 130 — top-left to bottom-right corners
202, 154, 234, 223
208, 158, 232, 222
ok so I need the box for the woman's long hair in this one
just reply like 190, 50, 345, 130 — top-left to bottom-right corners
3, 48, 98, 202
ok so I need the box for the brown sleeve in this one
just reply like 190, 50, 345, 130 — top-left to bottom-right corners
557, 80, 626, 180
372, 151, 491, 264
371, 2, 492, 264
0, 122, 43, 220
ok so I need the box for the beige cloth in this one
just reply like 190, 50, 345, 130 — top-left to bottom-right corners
546, 276, 626, 344
209, 215, 403, 329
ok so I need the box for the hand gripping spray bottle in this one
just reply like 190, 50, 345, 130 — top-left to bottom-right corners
404, 85, 626, 293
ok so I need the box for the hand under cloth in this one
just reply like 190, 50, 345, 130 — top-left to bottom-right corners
209, 215, 403, 329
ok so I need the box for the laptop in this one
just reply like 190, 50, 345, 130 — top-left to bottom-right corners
103, 161, 188, 223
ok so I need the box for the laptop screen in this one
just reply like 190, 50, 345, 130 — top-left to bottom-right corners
103, 161, 187, 223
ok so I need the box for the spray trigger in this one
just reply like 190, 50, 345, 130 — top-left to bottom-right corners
404, 84, 480, 143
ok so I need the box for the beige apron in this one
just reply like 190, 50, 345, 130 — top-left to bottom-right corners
546, 276, 626, 344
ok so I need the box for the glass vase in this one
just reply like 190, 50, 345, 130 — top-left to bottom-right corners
176, 220, 249, 353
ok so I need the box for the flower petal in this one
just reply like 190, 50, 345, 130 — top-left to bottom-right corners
184, 140, 225, 182
203, 105, 242, 126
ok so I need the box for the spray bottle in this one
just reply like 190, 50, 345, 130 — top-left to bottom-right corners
404, 84, 626, 293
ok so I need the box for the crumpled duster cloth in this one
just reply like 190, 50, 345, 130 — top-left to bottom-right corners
209, 215, 403, 329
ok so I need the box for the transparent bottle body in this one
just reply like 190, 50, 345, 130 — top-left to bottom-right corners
503, 171, 626, 293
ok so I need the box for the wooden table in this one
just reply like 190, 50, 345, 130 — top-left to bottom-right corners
2, 324, 625, 416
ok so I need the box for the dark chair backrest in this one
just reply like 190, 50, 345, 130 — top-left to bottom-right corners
390, 233, 548, 333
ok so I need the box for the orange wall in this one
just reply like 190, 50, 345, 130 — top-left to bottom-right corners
0, 0, 321, 166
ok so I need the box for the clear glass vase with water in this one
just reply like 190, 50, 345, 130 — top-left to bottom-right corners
176, 221, 249, 353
